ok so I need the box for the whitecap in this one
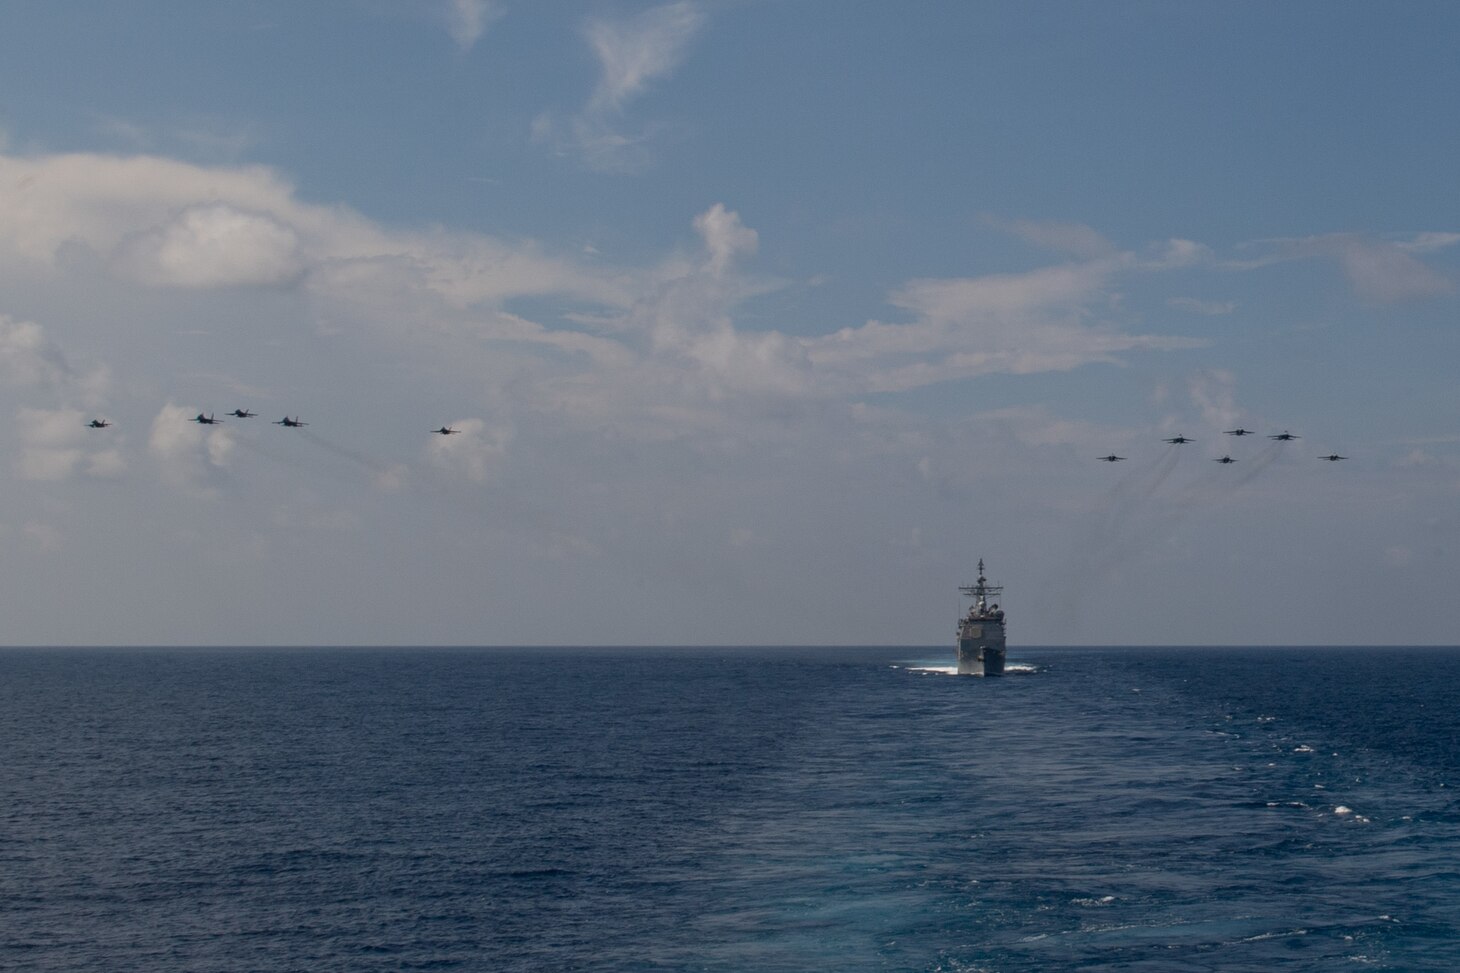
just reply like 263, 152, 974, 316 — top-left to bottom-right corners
905, 665, 959, 676
1072, 895, 1116, 907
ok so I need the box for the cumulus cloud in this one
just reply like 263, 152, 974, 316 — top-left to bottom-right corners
0, 150, 624, 317
14, 407, 124, 481
149, 403, 233, 494
114, 203, 304, 288
0, 316, 113, 459
0, 150, 1209, 458
522, 202, 1213, 430
85, 449, 127, 478
0, 152, 302, 268
425, 418, 512, 483
694, 202, 757, 274
0, 315, 72, 388
16, 407, 84, 480
1185, 369, 1243, 432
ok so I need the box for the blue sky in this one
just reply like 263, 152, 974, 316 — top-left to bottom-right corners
0, 1, 1456, 645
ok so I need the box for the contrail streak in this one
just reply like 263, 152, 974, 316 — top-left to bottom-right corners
298, 429, 396, 476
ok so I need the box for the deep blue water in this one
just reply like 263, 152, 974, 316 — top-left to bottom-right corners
2, 646, 1458, 972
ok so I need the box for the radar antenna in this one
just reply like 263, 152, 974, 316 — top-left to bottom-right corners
959, 558, 1003, 613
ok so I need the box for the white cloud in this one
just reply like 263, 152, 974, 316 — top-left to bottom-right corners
1142, 238, 1212, 269
0, 316, 112, 410
1168, 297, 1236, 316
0, 315, 71, 388
998, 218, 1116, 259
18, 406, 86, 445
584, 2, 704, 113
85, 448, 127, 478
1185, 369, 1242, 432
425, 418, 512, 483
804, 258, 1203, 393
0, 153, 302, 269
114, 203, 303, 288
694, 202, 757, 275
1231, 233, 1455, 303
15, 414, 126, 479
534, 2, 705, 171
148, 403, 233, 494
974, 404, 1125, 450
0, 150, 626, 317
0, 151, 1207, 465
373, 463, 411, 494
13, 405, 123, 483
444, 0, 503, 51
1397, 232, 1460, 254
1335, 238, 1453, 302
17, 445, 83, 481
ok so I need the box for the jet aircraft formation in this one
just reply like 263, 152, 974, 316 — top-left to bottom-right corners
87, 411, 463, 437
1102, 428, 1349, 464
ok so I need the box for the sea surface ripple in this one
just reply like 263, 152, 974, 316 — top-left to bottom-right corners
2, 645, 1457, 971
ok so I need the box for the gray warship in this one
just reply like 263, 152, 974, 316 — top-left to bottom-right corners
957, 559, 1006, 676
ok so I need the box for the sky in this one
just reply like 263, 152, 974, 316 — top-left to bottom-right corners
0, 0, 1457, 646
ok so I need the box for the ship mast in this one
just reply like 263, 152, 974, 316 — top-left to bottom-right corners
959, 558, 1003, 614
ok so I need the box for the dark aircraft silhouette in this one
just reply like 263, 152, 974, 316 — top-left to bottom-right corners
192, 413, 223, 425
1319, 454, 1347, 462
87, 419, 111, 429
274, 416, 308, 427
1213, 455, 1237, 464
228, 409, 257, 418
1163, 435, 1194, 444
432, 426, 461, 435
1269, 431, 1300, 441
1224, 428, 1256, 437
1098, 454, 1126, 462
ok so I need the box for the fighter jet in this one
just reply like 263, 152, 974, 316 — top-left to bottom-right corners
1098, 454, 1126, 462
1269, 431, 1300, 441
1224, 428, 1257, 437
192, 413, 223, 425
274, 416, 308, 427
228, 409, 258, 419
1213, 455, 1237, 464
87, 419, 111, 429
1319, 454, 1348, 462
432, 426, 461, 436
1163, 435, 1194, 444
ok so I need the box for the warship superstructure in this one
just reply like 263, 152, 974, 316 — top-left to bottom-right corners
957, 560, 1006, 676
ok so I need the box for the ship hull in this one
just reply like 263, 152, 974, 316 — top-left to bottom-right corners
957, 629, 1006, 676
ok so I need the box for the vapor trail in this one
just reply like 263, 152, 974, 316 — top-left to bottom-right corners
298, 429, 396, 476
1041, 447, 1189, 634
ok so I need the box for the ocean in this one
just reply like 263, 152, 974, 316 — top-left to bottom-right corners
2, 646, 1457, 972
